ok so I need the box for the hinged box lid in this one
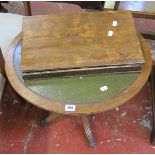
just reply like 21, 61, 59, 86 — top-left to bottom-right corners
21, 10, 145, 79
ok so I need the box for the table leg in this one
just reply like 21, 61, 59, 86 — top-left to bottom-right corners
40, 113, 96, 147
40, 112, 62, 126
23, 1, 32, 16
150, 65, 155, 145
81, 114, 96, 148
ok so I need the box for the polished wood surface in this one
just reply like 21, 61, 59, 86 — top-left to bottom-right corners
21, 11, 144, 75
5, 33, 152, 114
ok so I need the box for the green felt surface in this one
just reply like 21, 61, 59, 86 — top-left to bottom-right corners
24, 73, 138, 104
14, 42, 139, 105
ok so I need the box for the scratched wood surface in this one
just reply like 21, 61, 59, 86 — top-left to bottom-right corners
21, 10, 145, 75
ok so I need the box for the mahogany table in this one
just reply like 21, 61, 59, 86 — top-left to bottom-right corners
5, 33, 152, 147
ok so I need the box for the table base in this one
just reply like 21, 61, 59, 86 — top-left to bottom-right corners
40, 113, 96, 148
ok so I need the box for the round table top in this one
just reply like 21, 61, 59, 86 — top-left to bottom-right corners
5, 33, 152, 114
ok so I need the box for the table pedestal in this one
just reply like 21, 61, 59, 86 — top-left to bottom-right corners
40, 113, 96, 147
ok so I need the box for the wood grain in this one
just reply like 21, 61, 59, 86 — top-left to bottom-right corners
5, 33, 152, 114
21, 10, 145, 76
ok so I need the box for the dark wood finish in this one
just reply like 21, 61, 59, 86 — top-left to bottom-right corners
0, 3, 2, 11
21, 11, 144, 77
114, 1, 120, 10
24, 1, 32, 16
22, 65, 143, 80
57, 1, 105, 10
0, 48, 6, 78
0, 47, 7, 103
0, 48, 24, 104
150, 63, 155, 145
0, 1, 8, 13
142, 33, 155, 40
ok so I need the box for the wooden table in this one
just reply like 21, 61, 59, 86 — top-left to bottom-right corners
5, 33, 152, 147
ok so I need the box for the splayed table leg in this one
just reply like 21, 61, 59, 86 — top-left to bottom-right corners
81, 114, 96, 148
40, 112, 62, 126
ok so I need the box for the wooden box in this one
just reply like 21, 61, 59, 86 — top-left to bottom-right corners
21, 10, 145, 79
